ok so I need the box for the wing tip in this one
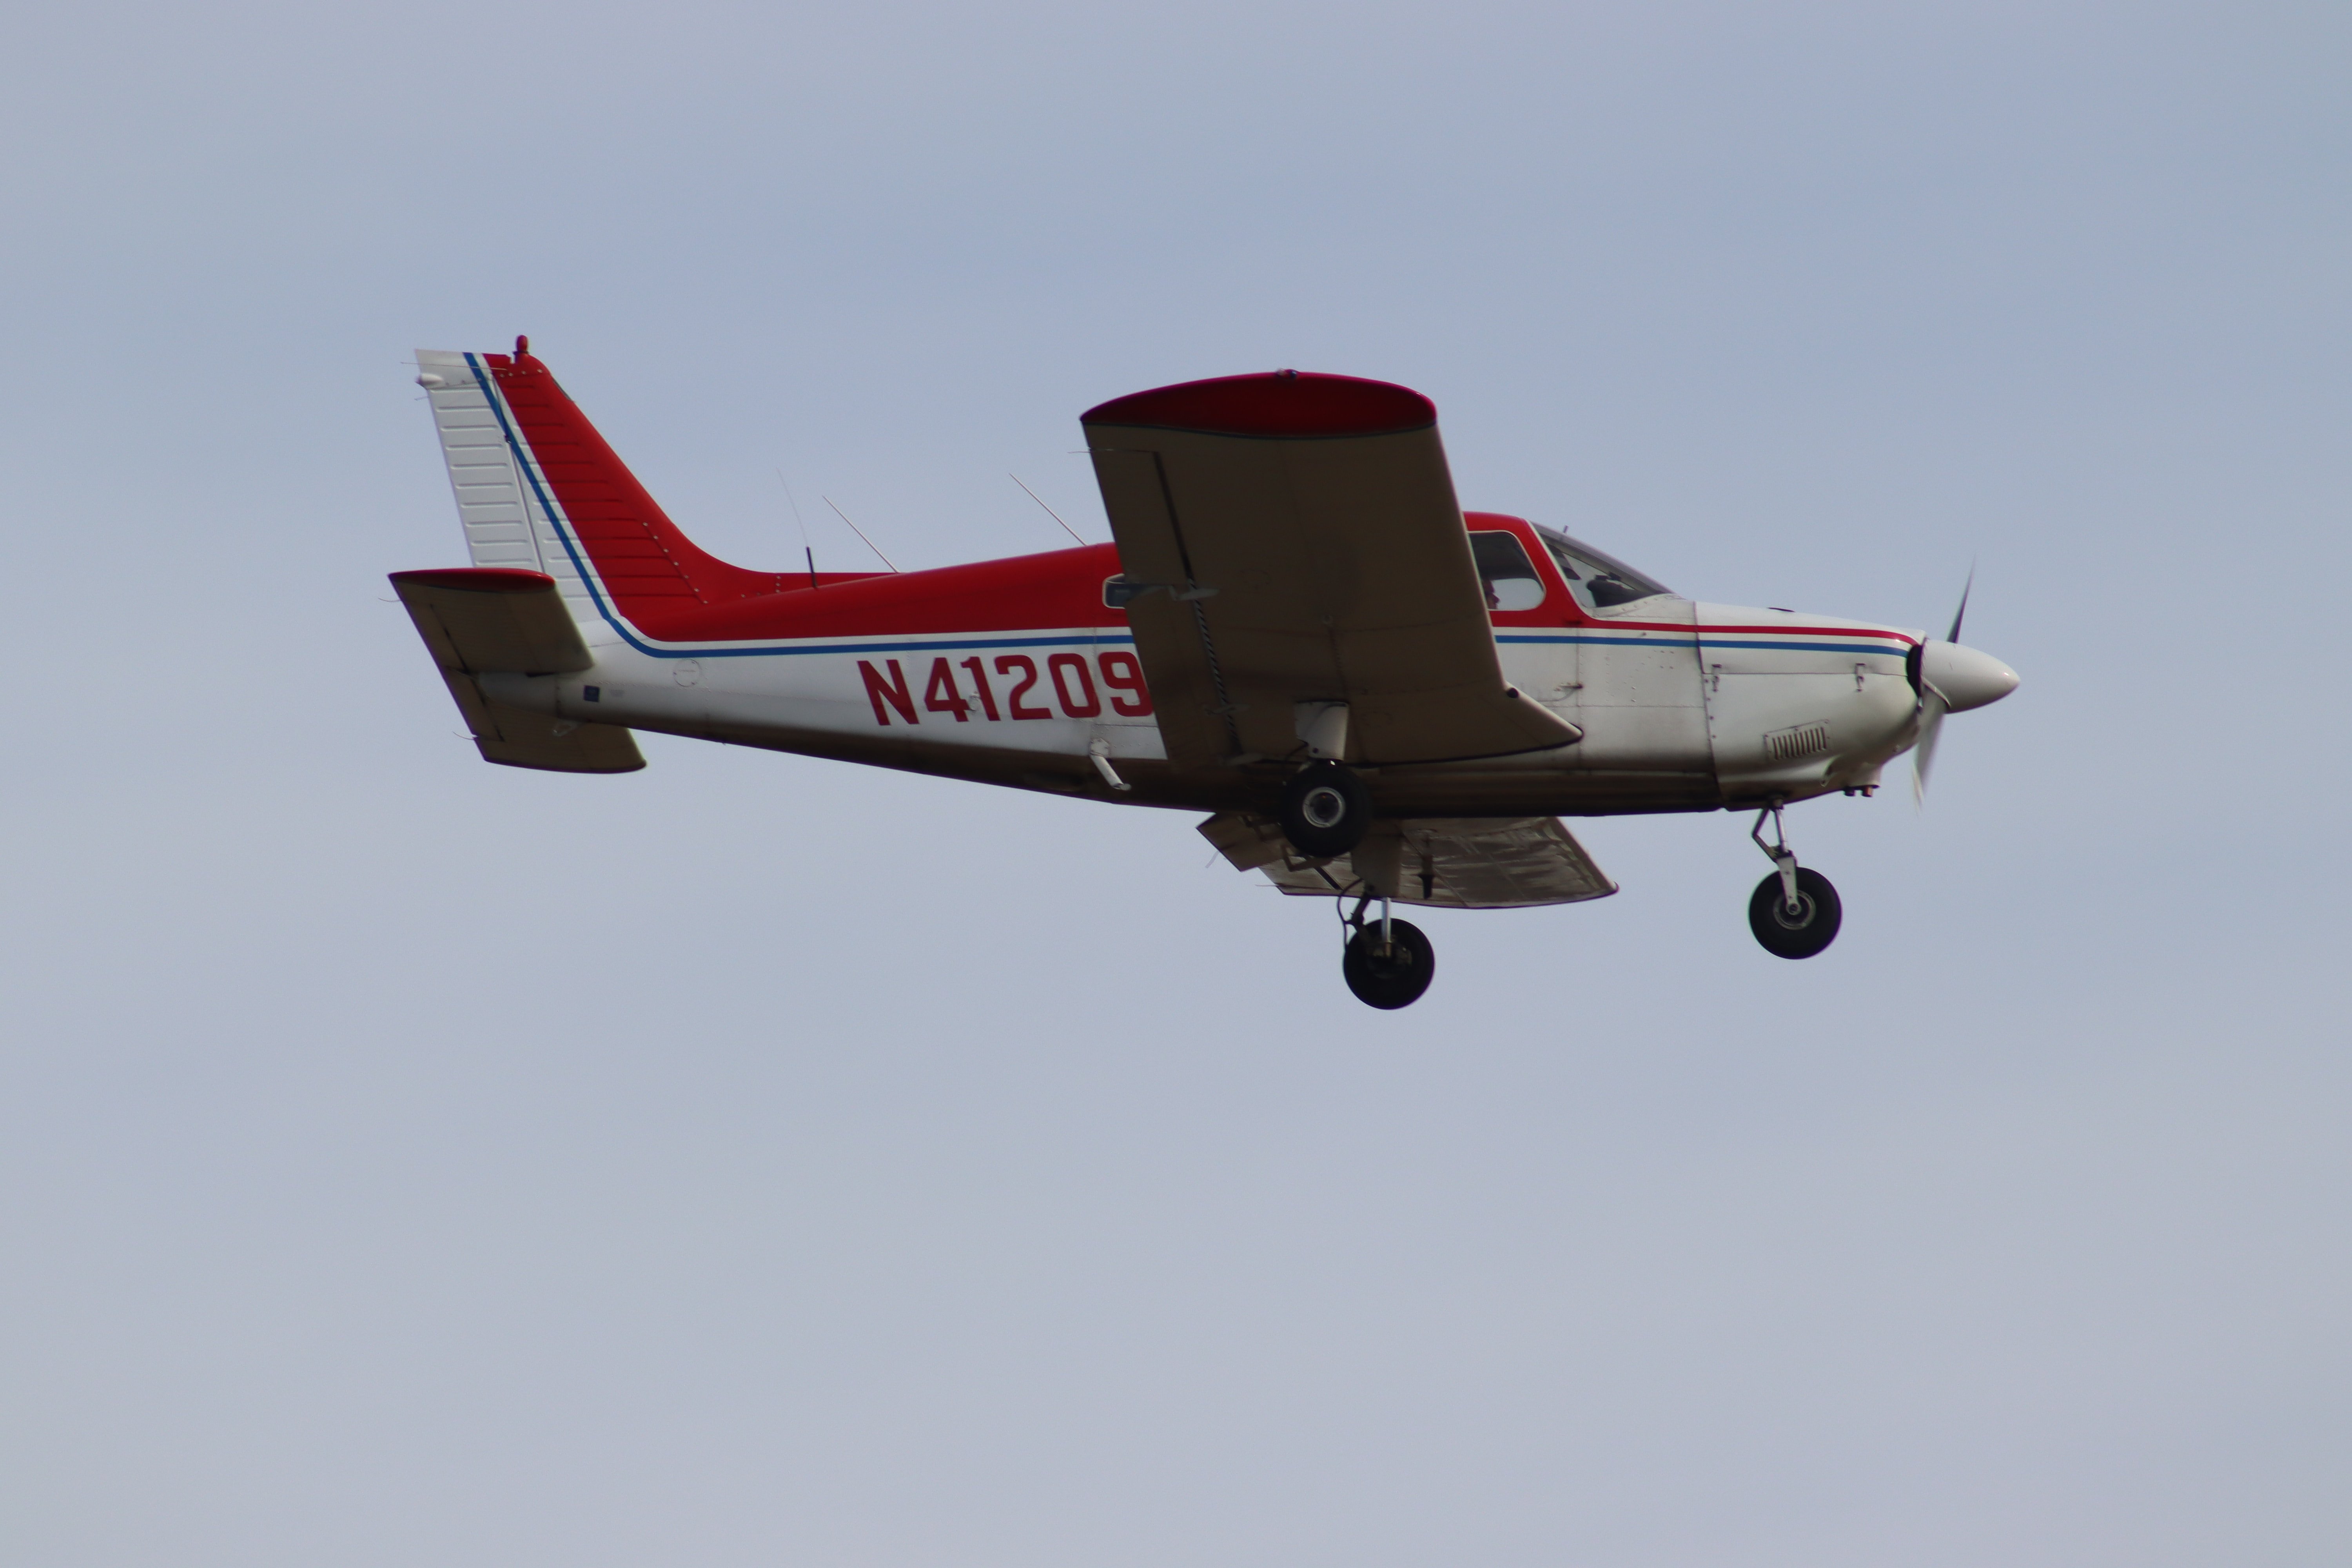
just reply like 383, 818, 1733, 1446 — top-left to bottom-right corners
1083, 371, 1435, 440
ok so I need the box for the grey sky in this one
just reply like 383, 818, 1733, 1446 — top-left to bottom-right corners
2, 3, 2347, 1564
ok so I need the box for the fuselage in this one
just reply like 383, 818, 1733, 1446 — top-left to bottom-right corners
478, 511, 1927, 819
403, 343, 2022, 1005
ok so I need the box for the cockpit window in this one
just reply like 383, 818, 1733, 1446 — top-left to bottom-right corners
1469, 532, 1547, 612
1532, 524, 1676, 612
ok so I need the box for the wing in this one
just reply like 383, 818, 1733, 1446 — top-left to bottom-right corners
1201, 812, 1619, 909
1083, 374, 1581, 770
392, 567, 645, 774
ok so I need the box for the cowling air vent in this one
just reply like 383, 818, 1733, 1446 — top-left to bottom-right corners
1762, 722, 1831, 762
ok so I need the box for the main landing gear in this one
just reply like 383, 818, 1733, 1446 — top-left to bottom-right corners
1747, 804, 1842, 959
1274, 762, 1435, 1008
1341, 893, 1435, 1010
1279, 760, 1372, 858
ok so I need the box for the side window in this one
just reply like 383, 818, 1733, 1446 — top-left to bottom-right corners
1470, 532, 1546, 612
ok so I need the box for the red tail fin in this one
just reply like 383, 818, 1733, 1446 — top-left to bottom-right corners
483, 350, 794, 619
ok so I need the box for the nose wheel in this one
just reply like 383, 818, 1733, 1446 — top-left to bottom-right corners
1747, 804, 1842, 959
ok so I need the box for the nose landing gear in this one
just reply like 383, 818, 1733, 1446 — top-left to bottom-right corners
1747, 804, 1842, 959
1341, 893, 1435, 1009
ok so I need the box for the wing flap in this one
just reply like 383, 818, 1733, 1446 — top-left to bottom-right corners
1202, 812, 1618, 909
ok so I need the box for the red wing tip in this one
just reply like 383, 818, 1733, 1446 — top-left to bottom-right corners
391, 568, 558, 594
1082, 372, 1435, 439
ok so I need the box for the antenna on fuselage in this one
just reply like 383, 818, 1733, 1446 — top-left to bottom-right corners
777, 470, 817, 590
1010, 472, 1088, 546
823, 495, 900, 573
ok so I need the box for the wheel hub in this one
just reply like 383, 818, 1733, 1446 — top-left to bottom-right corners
1301, 786, 1348, 829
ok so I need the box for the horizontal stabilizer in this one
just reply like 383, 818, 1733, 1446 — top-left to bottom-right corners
457, 695, 644, 773
1201, 813, 1617, 909
391, 567, 594, 675
390, 567, 643, 774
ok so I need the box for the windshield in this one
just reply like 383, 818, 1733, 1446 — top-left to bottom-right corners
1532, 524, 1676, 612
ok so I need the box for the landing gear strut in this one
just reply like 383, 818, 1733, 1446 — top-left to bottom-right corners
1341, 892, 1435, 1009
1747, 803, 1842, 959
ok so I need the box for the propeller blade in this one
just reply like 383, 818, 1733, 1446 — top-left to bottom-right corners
1915, 567, 1975, 802
1911, 689, 1949, 803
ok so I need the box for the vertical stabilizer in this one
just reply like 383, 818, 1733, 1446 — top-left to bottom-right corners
414, 346, 793, 638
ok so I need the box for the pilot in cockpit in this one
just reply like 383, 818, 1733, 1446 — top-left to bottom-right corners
1471, 524, 1677, 615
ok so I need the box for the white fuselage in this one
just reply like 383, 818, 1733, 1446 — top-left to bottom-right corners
476, 593, 1927, 817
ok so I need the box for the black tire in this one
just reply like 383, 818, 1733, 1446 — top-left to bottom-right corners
1748, 867, 1842, 959
1343, 917, 1436, 1009
1278, 762, 1372, 858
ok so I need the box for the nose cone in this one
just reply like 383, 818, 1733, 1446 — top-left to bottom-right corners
1920, 641, 2020, 712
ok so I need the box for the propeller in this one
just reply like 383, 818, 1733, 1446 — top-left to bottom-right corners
1911, 570, 1972, 803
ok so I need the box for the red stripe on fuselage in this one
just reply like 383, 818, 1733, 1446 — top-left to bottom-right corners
634, 542, 1127, 642
1700, 625, 1920, 644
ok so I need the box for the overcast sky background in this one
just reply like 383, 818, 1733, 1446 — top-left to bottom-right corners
2, 2, 2347, 1564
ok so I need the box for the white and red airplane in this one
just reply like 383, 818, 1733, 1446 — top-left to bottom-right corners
394, 339, 2018, 1008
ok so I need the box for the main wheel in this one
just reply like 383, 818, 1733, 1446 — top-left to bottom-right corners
1279, 762, 1372, 858
1343, 917, 1436, 1009
1748, 868, 1842, 959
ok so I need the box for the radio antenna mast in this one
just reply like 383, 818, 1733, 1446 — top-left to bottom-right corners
823, 496, 900, 573
777, 470, 817, 589
1011, 473, 1088, 546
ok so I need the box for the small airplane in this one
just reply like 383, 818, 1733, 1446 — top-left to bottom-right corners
393, 339, 2019, 1008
